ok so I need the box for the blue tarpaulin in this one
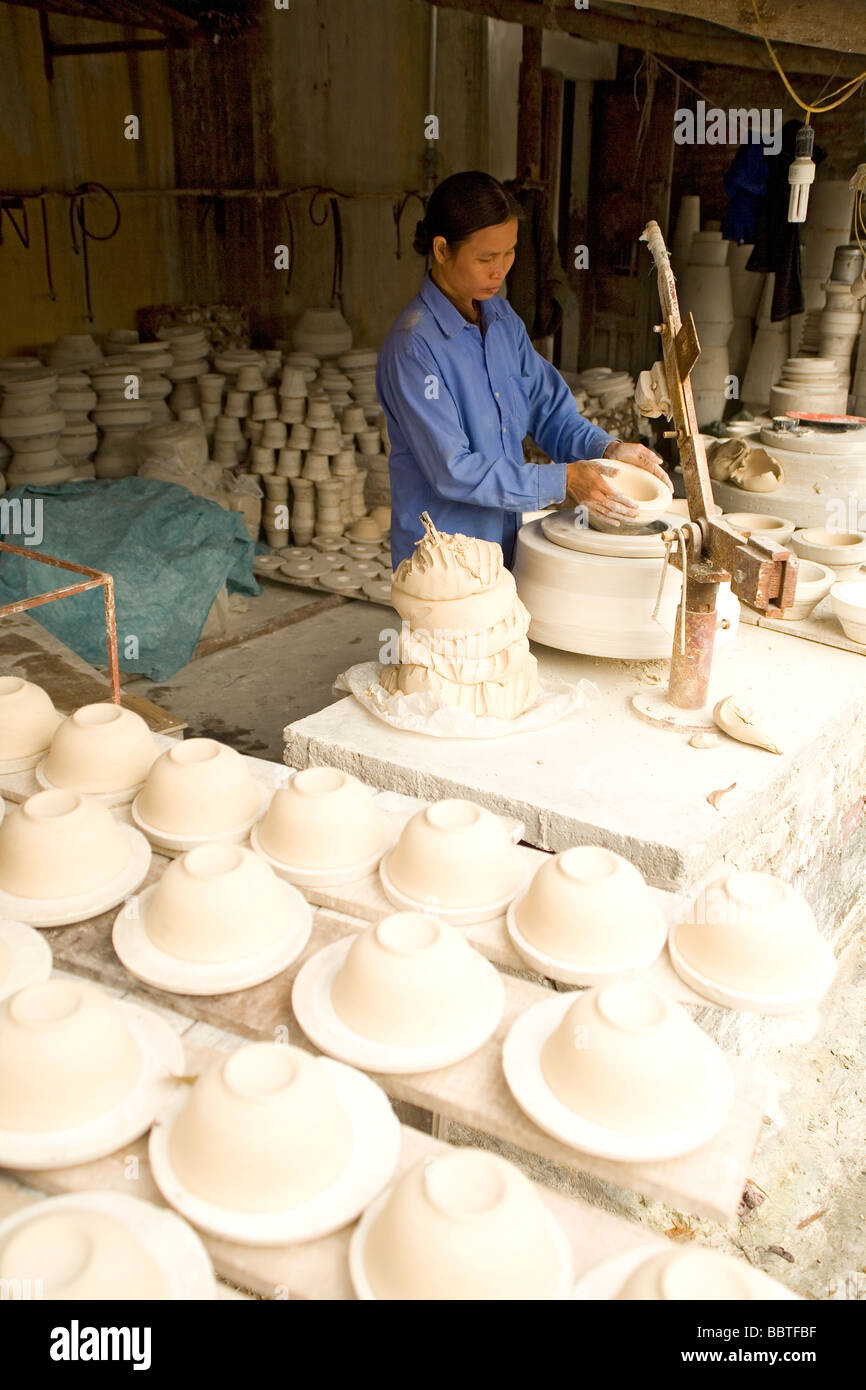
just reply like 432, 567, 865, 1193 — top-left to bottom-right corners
0, 477, 259, 679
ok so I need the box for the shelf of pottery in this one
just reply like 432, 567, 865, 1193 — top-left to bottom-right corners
0, 675, 833, 1299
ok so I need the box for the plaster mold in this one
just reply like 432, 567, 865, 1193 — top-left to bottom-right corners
253, 767, 389, 880
830, 578, 866, 642
134, 739, 264, 840
0, 790, 131, 899
381, 799, 524, 920
40, 702, 159, 799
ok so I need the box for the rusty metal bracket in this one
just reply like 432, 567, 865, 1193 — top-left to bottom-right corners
0, 543, 120, 703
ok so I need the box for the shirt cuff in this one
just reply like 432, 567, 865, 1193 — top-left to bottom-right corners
538, 461, 568, 508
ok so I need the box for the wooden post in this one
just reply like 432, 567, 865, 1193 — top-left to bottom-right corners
516, 24, 543, 183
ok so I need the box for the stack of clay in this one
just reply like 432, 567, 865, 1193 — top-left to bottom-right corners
815, 276, 863, 383
383, 520, 540, 719
45, 333, 103, 374
292, 307, 353, 358
196, 371, 225, 438
338, 349, 379, 409
728, 244, 765, 384
278, 365, 309, 426
769, 358, 848, 416
574, 367, 640, 441
121, 341, 174, 426
104, 329, 141, 356
316, 363, 353, 409
797, 179, 855, 353
671, 193, 700, 271
54, 369, 98, 478
0, 363, 74, 487
679, 231, 734, 427
741, 275, 789, 411
89, 355, 155, 479
157, 325, 211, 419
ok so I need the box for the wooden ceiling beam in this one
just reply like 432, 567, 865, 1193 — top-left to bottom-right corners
3, 0, 199, 34
428, 0, 866, 74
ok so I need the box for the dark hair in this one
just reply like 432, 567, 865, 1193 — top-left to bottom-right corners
413, 171, 523, 256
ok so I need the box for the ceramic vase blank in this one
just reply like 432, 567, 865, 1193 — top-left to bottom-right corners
0, 790, 130, 898
167, 1044, 354, 1212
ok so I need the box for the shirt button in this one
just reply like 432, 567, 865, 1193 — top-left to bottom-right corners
503, 426, 508, 433
494, 392, 500, 398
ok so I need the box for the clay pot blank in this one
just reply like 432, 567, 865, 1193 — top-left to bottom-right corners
43, 703, 159, 794
144, 844, 296, 963
135, 739, 262, 836
360, 1151, 564, 1300
674, 871, 831, 998
0, 1205, 169, 1300
257, 767, 388, 871
0, 978, 140, 1131
778, 560, 835, 620
0, 790, 131, 899
331, 913, 492, 1046
167, 1043, 353, 1212
0, 677, 62, 762
587, 461, 673, 534
540, 984, 726, 1136
347, 516, 382, 542
615, 1246, 796, 1301
513, 847, 662, 970
386, 800, 523, 910
723, 513, 795, 545
830, 579, 866, 642
793, 528, 866, 575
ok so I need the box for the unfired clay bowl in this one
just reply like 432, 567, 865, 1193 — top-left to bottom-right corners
673, 871, 834, 1000
357, 1151, 565, 1300
792, 528, 866, 575
135, 739, 262, 835
830, 579, 866, 643
0, 677, 62, 763
512, 847, 664, 973
587, 461, 674, 534
331, 913, 493, 1047
256, 768, 388, 871
777, 560, 835, 621
723, 513, 795, 546
167, 1043, 354, 1213
42, 702, 159, 795
0, 978, 141, 1132
143, 844, 296, 963
0, 790, 131, 900
348, 517, 383, 542
614, 1245, 796, 1301
384, 799, 523, 911
540, 983, 727, 1136
0, 1205, 169, 1300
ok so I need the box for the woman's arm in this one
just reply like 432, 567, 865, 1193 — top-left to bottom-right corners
376, 340, 567, 512
511, 311, 616, 464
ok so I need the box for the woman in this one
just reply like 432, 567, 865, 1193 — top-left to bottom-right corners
376, 171, 668, 569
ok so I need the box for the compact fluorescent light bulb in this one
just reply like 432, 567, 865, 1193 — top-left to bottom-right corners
788, 125, 816, 223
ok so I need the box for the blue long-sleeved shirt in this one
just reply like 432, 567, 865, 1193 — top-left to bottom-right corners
376, 274, 616, 569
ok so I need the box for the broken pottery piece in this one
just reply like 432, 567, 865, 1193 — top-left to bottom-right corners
0, 978, 140, 1131
730, 446, 784, 493
670, 870, 836, 1008
509, 847, 666, 979
41, 702, 159, 796
613, 1245, 798, 1301
352, 1151, 570, 1301
330, 913, 498, 1047
166, 1044, 354, 1212
539, 983, 731, 1137
134, 739, 262, 836
0, 676, 63, 764
255, 767, 388, 873
0, 790, 131, 899
712, 695, 784, 753
383, 799, 524, 914
707, 438, 749, 482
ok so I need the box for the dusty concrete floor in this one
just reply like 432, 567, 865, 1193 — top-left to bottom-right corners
125, 581, 866, 1301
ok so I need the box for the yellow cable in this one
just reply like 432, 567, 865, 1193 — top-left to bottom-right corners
750, 0, 866, 116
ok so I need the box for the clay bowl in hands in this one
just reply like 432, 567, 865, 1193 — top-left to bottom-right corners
0, 978, 141, 1131
777, 560, 835, 621
670, 871, 836, 1010
382, 799, 524, 919
509, 846, 666, 983
830, 579, 866, 643
586, 460, 673, 534
614, 1245, 797, 1301
143, 844, 300, 963
540, 983, 730, 1138
330, 912, 498, 1047
165, 1043, 354, 1213
254, 767, 389, 877
0, 790, 131, 899
0, 676, 62, 765
134, 738, 263, 838
41, 702, 159, 797
351, 1150, 570, 1300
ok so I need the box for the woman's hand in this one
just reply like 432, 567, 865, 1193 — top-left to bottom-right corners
565, 460, 639, 526
603, 439, 671, 488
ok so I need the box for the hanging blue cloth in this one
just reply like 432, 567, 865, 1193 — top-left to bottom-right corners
722, 141, 769, 245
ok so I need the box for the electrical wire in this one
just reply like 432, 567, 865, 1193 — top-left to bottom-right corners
749, 0, 866, 121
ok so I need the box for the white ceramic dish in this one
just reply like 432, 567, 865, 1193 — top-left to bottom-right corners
0, 919, 52, 1000
130, 781, 269, 854
0, 1002, 183, 1169
777, 560, 835, 621
291, 936, 504, 1073
505, 897, 668, 987
250, 821, 387, 887
502, 992, 734, 1162
0, 1191, 215, 1300
148, 1058, 400, 1245
668, 924, 836, 1015
112, 879, 312, 996
0, 823, 151, 928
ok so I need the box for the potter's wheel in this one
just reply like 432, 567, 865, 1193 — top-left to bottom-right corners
514, 514, 740, 661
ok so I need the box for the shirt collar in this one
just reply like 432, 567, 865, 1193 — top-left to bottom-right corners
418, 272, 507, 338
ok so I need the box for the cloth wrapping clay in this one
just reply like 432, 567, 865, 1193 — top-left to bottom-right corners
0, 477, 259, 679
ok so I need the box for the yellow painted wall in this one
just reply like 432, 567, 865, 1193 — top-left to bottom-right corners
0, 6, 183, 355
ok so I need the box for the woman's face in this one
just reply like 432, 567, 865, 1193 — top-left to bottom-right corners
433, 218, 518, 304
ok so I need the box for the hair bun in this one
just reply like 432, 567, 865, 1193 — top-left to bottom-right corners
412, 218, 431, 256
